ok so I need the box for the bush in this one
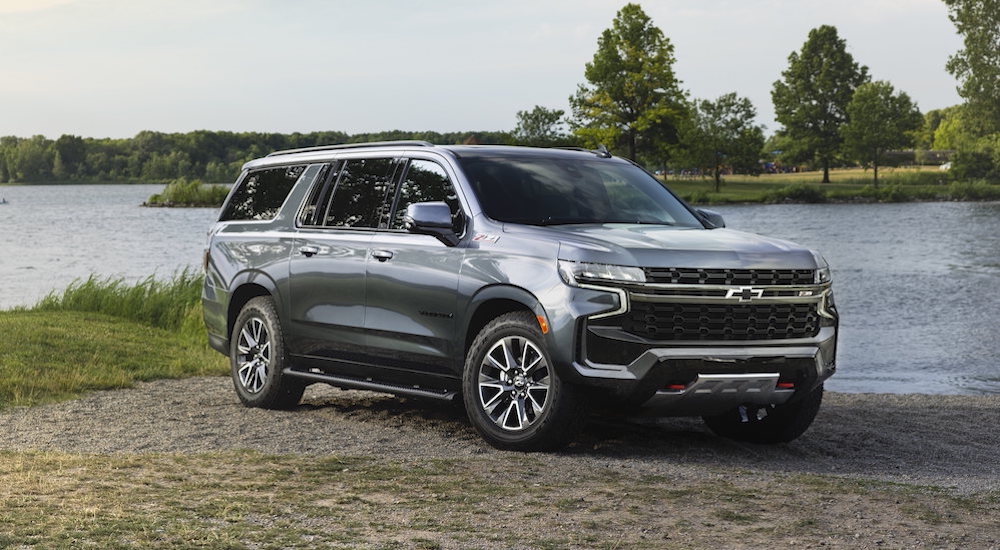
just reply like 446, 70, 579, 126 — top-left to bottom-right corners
761, 184, 827, 203
146, 178, 230, 207
683, 190, 712, 204
947, 180, 1000, 200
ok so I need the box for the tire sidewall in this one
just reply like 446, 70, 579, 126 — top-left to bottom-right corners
230, 297, 287, 407
462, 312, 574, 450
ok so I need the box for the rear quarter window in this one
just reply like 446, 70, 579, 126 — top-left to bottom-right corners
220, 165, 306, 221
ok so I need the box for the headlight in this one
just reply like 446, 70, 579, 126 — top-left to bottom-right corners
811, 251, 832, 284
558, 260, 646, 286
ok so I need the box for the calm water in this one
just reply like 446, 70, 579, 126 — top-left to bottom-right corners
0, 185, 218, 308
1, 185, 997, 394
713, 201, 1000, 395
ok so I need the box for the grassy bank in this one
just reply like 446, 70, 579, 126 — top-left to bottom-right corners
0, 272, 225, 408
143, 178, 230, 207
664, 166, 1000, 204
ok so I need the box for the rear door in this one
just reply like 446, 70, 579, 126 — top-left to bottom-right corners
286, 156, 401, 363
364, 156, 467, 376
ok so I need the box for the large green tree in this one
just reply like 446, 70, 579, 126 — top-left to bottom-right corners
512, 105, 570, 146
675, 93, 765, 191
841, 81, 922, 185
569, 3, 686, 160
771, 25, 869, 183
944, 0, 1000, 134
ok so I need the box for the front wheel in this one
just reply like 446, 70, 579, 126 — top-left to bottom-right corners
230, 296, 305, 410
463, 312, 585, 451
702, 384, 824, 444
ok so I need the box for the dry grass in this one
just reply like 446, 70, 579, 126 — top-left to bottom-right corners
1, 451, 997, 549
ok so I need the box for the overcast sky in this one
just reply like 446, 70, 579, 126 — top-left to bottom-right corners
0, 0, 964, 139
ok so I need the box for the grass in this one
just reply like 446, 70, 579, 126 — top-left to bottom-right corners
144, 178, 230, 207
663, 166, 1000, 204
0, 451, 996, 548
0, 271, 226, 409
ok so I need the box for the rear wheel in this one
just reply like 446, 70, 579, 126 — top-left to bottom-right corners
463, 311, 585, 451
230, 296, 305, 409
702, 384, 824, 444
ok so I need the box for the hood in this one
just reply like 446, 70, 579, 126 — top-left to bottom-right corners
510, 224, 818, 270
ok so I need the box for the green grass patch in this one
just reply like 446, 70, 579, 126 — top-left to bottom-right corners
1, 271, 225, 408
144, 178, 230, 207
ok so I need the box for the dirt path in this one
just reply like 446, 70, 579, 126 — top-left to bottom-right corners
1, 376, 997, 495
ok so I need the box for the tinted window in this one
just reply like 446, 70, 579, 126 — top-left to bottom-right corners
323, 158, 396, 228
221, 165, 306, 221
297, 163, 336, 226
460, 157, 702, 227
390, 160, 463, 233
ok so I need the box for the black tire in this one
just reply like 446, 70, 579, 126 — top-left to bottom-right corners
230, 296, 305, 410
702, 384, 824, 444
463, 311, 585, 451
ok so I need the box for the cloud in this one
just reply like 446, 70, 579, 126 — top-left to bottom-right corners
0, 0, 77, 14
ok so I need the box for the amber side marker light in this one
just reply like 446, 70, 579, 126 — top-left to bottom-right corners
536, 315, 550, 334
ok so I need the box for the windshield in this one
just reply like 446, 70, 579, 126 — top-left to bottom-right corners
459, 156, 703, 227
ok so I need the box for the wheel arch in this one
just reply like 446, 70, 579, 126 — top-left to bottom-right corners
461, 285, 547, 362
226, 271, 280, 341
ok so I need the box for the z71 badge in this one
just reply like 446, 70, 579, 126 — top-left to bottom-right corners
472, 233, 500, 243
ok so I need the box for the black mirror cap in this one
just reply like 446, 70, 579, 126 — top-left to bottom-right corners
404, 202, 459, 246
697, 208, 726, 228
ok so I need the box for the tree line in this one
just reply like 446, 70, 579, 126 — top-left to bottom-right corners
0, 130, 511, 184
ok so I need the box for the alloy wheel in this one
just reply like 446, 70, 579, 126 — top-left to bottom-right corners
477, 336, 551, 431
236, 317, 271, 394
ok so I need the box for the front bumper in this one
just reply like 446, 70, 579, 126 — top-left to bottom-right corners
572, 327, 836, 415
563, 277, 838, 416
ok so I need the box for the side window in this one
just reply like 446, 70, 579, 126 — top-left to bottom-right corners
221, 165, 306, 221
323, 158, 395, 228
390, 159, 463, 234
297, 163, 336, 226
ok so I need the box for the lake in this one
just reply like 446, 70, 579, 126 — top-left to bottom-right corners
1, 184, 997, 395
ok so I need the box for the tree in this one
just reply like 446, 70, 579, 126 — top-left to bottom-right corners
674, 93, 765, 191
569, 3, 686, 160
772, 25, 869, 183
841, 81, 922, 185
944, 0, 1000, 135
512, 106, 570, 146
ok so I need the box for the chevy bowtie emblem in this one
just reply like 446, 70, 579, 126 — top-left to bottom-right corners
726, 286, 764, 302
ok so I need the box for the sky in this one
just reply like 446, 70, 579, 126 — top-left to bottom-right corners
0, 0, 965, 139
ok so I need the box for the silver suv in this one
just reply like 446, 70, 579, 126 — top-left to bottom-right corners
203, 141, 838, 451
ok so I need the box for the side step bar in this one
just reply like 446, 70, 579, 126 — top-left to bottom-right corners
282, 368, 458, 401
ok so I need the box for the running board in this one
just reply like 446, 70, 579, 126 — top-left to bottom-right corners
282, 368, 457, 401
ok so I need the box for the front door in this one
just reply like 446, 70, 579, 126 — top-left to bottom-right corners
364, 158, 466, 376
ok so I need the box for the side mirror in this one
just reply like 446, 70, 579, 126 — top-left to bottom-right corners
404, 202, 460, 246
697, 208, 725, 228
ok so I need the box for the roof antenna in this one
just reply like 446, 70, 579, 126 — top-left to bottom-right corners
596, 144, 611, 158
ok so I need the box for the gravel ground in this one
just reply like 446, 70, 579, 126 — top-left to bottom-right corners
1, 376, 998, 495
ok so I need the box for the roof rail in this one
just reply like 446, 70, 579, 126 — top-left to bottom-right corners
552, 145, 613, 158
266, 140, 435, 157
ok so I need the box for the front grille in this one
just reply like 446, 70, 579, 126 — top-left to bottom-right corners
643, 267, 814, 285
609, 302, 820, 341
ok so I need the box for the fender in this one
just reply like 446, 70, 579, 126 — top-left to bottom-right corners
458, 284, 548, 362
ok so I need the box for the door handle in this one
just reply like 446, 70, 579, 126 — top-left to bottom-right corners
371, 250, 394, 262
299, 245, 320, 257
